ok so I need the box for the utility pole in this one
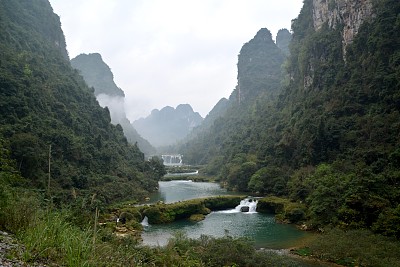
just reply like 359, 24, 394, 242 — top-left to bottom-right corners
48, 144, 51, 197
238, 78, 241, 105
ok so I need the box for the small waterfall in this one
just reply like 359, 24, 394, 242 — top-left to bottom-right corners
141, 216, 149, 227
161, 154, 183, 166
235, 198, 258, 213
218, 197, 258, 214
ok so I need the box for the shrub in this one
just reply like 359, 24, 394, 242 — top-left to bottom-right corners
372, 205, 400, 238
0, 188, 40, 234
20, 210, 93, 266
307, 229, 400, 266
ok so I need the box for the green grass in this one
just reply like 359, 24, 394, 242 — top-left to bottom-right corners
304, 228, 400, 266
20, 211, 93, 266
293, 247, 312, 257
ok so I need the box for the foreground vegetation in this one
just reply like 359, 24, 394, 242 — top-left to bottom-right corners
295, 229, 400, 267
18, 212, 314, 267
0, 182, 308, 266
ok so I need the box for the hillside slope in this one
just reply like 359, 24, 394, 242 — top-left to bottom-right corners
0, 0, 163, 204
180, 0, 400, 234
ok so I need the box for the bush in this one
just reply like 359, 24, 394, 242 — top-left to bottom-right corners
257, 196, 306, 223
372, 205, 400, 238
20, 210, 93, 266
159, 233, 309, 267
306, 229, 400, 266
0, 187, 40, 234
287, 208, 306, 223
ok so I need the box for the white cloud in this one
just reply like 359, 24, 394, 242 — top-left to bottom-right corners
50, 0, 303, 120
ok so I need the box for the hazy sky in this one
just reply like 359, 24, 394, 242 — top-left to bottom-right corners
49, 0, 303, 121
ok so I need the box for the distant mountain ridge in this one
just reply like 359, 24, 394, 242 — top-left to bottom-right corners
133, 104, 203, 148
71, 53, 156, 155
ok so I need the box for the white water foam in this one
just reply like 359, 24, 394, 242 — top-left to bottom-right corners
217, 198, 258, 214
141, 216, 149, 227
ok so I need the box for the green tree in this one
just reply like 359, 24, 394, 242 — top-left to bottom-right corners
248, 166, 286, 195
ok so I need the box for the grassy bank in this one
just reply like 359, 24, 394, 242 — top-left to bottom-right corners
293, 228, 400, 267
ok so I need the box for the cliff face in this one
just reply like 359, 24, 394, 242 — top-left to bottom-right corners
312, 0, 373, 52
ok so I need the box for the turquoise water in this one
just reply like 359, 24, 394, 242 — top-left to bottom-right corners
142, 209, 308, 248
145, 180, 243, 204
141, 180, 309, 249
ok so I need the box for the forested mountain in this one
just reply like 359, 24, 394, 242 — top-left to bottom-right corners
71, 53, 124, 97
0, 0, 163, 204
179, 28, 287, 165
71, 53, 156, 156
133, 104, 203, 148
180, 0, 400, 236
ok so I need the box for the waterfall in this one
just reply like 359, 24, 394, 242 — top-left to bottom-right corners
235, 198, 258, 213
141, 216, 149, 227
161, 154, 183, 166
218, 197, 258, 214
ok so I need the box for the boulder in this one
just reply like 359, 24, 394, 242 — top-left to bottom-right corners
240, 206, 250, 212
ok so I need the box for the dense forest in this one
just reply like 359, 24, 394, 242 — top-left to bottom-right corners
180, 0, 400, 237
0, 0, 164, 205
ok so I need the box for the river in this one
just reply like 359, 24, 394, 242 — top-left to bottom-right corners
141, 180, 310, 249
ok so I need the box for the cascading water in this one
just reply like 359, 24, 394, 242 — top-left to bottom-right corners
219, 197, 258, 214
235, 198, 258, 213
141, 216, 149, 227
161, 154, 183, 166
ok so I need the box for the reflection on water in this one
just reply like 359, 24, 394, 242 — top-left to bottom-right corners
141, 180, 310, 249
146, 180, 243, 204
